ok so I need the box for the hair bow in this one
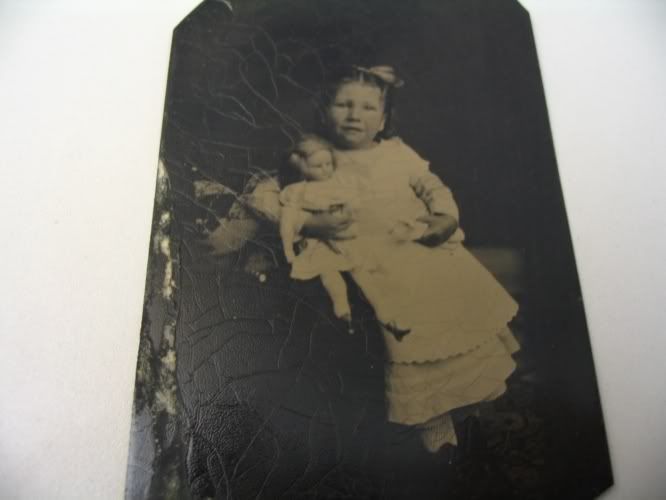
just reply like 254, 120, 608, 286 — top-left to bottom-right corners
352, 65, 404, 88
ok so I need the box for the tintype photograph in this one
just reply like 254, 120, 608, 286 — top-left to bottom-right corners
125, 1, 612, 498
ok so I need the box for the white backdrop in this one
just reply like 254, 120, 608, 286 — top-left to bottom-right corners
1, 1, 664, 498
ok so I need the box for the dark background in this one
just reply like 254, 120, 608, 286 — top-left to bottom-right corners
126, 1, 613, 498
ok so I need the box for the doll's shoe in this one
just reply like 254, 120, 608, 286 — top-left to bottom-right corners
249, 270, 267, 283
383, 321, 411, 341
340, 313, 355, 334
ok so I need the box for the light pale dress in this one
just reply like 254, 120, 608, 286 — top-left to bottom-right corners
246, 137, 519, 446
332, 138, 519, 445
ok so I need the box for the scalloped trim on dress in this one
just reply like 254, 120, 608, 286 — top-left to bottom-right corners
385, 317, 519, 365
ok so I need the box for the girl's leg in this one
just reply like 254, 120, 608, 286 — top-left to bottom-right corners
419, 412, 458, 452
350, 269, 410, 340
320, 271, 352, 323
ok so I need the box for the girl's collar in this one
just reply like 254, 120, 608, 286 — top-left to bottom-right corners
336, 138, 383, 152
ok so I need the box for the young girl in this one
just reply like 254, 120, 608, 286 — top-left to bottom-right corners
321, 64, 521, 451
279, 133, 411, 339
249, 65, 519, 451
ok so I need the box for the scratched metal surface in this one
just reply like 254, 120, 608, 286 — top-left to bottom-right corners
124, 1, 612, 498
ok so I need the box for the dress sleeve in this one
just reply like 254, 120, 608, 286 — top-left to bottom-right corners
396, 138, 461, 221
410, 172, 460, 220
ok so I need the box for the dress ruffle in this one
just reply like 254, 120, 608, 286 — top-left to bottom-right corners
386, 327, 519, 425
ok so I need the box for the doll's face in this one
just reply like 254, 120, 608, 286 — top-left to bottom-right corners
297, 149, 335, 181
327, 82, 386, 150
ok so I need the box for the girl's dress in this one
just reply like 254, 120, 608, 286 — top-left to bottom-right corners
333, 137, 519, 445
245, 137, 519, 447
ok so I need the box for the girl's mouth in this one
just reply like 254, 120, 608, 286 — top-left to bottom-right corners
342, 126, 363, 133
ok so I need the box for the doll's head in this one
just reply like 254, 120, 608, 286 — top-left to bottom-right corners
285, 135, 336, 183
318, 65, 403, 150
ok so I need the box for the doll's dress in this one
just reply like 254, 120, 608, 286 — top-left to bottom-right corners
333, 138, 520, 428
279, 171, 369, 280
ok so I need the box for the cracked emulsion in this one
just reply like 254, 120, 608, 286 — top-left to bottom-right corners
125, 1, 613, 498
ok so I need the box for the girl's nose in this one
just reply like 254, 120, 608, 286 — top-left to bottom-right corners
347, 106, 360, 120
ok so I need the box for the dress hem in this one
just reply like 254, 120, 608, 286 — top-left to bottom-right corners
383, 312, 519, 364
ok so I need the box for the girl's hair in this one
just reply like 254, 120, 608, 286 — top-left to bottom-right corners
316, 64, 403, 141
278, 134, 335, 188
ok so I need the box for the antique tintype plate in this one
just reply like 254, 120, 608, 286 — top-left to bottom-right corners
125, 1, 612, 498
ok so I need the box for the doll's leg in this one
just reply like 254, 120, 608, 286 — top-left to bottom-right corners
350, 269, 411, 340
320, 271, 352, 325
279, 207, 301, 263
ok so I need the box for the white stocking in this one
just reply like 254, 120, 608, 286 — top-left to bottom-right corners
419, 413, 458, 452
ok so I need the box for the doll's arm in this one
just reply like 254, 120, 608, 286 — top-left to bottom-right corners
279, 205, 306, 263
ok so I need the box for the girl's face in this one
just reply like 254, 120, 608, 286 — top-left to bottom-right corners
327, 82, 386, 150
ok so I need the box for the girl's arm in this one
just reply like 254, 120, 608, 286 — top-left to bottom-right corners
410, 171, 460, 220
415, 213, 459, 246
247, 177, 355, 240
410, 171, 463, 246
302, 209, 355, 240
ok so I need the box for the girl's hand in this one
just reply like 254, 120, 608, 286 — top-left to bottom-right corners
415, 214, 458, 247
302, 208, 356, 240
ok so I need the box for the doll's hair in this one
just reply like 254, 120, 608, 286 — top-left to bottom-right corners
315, 64, 403, 141
278, 134, 335, 188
